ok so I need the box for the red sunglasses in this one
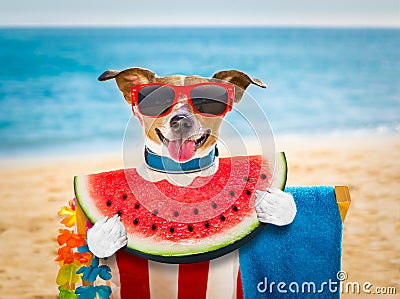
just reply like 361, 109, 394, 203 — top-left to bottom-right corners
131, 82, 235, 118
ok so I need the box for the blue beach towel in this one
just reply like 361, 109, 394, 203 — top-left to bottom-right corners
239, 186, 343, 299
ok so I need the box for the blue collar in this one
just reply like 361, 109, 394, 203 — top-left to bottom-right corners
145, 146, 217, 174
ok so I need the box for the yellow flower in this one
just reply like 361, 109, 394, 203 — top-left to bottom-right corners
58, 200, 76, 227
56, 261, 82, 286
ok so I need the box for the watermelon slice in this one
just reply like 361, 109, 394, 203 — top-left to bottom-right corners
75, 153, 287, 263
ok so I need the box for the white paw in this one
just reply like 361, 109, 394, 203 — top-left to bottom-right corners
87, 214, 128, 258
255, 188, 297, 226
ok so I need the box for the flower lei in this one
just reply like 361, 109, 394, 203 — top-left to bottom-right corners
56, 198, 112, 299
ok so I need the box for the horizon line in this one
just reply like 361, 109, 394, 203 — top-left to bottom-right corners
1, 24, 399, 29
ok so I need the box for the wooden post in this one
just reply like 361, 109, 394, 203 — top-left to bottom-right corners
335, 186, 351, 223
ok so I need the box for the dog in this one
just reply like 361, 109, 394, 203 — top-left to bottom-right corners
86, 67, 296, 298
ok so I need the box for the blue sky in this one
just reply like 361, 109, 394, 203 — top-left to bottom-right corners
0, 0, 399, 27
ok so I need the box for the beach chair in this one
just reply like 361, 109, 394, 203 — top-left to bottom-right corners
68, 185, 350, 298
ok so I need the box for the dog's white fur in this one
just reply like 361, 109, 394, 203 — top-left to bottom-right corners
87, 73, 296, 258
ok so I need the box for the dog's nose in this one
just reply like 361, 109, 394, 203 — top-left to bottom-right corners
170, 114, 193, 133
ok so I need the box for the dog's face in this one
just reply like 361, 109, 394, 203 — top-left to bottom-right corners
99, 68, 266, 162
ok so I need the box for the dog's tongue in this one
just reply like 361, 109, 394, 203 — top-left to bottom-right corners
168, 139, 196, 162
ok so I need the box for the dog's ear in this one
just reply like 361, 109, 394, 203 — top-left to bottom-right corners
212, 70, 266, 103
98, 67, 156, 104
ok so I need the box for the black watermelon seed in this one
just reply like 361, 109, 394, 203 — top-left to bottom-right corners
117, 210, 122, 216
229, 191, 235, 197
122, 194, 127, 200
170, 226, 175, 233
220, 215, 226, 221
204, 221, 210, 228
135, 203, 140, 209
174, 211, 179, 217
244, 189, 251, 196
133, 218, 139, 225
106, 200, 112, 206
151, 223, 157, 230
260, 174, 267, 179
194, 208, 199, 215
244, 176, 249, 181
232, 205, 238, 212
188, 224, 193, 232
153, 210, 158, 216
212, 202, 217, 209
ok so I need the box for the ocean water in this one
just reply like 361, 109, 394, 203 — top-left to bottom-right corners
0, 27, 399, 157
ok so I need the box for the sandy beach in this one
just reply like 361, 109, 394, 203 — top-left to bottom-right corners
0, 134, 399, 299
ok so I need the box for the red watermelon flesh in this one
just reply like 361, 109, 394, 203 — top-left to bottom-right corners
75, 154, 286, 261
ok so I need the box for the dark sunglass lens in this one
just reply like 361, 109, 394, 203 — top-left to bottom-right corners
190, 85, 229, 115
138, 86, 175, 116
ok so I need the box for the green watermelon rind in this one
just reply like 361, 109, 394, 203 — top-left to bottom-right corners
74, 152, 287, 261
125, 213, 260, 257
125, 214, 263, 263
75, 175, 104, 223
271, 152, 288, 190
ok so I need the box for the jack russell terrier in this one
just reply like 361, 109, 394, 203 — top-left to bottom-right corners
86, 67, 296, 297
